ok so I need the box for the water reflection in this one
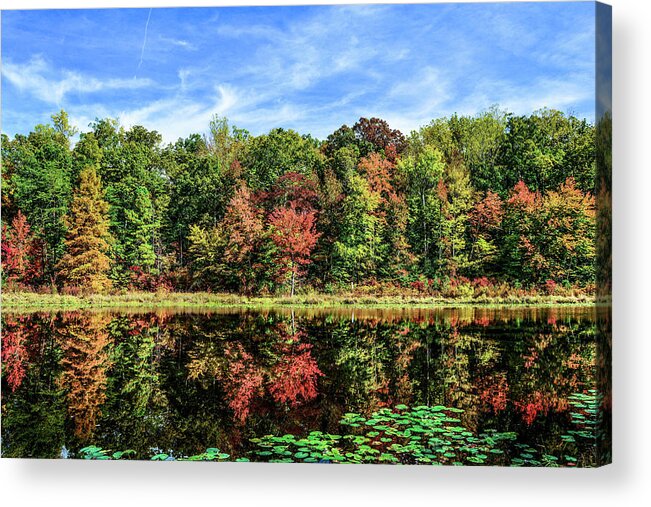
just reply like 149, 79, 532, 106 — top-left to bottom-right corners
1, 306, 603, 465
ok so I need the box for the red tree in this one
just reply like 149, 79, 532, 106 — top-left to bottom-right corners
263, 172, 319, 212
358, 153, 397, 207
269, 204, 321, 296
469, 190, 504, 237
1, 211, 43, 287
353, 117, 406, 160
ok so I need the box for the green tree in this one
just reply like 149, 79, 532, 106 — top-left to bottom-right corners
499, 109, 595, 194
439, 156, 474, 276
397, 145, 445, 273
89, 120, 165, 281
187, 224, 230, 290
332, 174, 382, 285
161, 135, 226, 265
242, 128, 323, 190
4, 116, 74, 283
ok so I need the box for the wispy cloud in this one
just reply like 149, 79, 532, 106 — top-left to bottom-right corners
2, 3, 597, 143
136, 8, 152, 74
2, 56, 154, 106
159, 36, 197, 51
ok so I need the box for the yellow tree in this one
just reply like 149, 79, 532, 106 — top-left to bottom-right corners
57, 167, 112, 293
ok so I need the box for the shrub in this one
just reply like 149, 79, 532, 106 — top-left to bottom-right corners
544, 279, 557, 295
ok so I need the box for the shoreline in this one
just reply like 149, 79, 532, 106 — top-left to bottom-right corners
1, 291, 606, 312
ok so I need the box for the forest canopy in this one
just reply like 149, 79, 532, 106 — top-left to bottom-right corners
1, 107, 598, 297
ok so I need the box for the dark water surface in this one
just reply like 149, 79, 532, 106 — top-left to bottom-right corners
1, 306, 607, 465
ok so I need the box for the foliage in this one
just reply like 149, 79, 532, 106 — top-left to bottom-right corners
1, 211, 44, 288
1, 108, 598, 296
3, 308, 604, 465
269, 204, 321, 296
56, 167, 113, 293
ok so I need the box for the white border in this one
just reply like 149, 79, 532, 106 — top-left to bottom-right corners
2, 1, 649, 506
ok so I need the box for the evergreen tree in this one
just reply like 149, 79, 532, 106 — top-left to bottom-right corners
57, 167, 113, 293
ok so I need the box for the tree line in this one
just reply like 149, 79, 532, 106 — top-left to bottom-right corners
1, 107, 598, 297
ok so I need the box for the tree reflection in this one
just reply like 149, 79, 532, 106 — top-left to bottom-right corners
1, 316, 30, 392
57, 312, 113, 439
2, 307, 600, 463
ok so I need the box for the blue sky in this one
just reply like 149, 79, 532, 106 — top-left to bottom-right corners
1, 2, 596, 143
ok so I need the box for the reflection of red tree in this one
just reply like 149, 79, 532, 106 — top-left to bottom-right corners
269, 342, 323, 407
478, 373, 509, 413
514, 391, 569, 425
1, 317, 29, 392
213, 325, 324, 423
474, 317, 491, 327
222, 342, 264, 423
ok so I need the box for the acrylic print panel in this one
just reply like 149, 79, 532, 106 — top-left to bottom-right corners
0, 2, 611, 467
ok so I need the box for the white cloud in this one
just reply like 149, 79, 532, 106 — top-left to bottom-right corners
456, 74, 595, 121
2, 56, 154, 106
159, 36, 197, 51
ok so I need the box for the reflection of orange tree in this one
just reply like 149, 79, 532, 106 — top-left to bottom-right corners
57, 312, 113, 439
389, 325, 421, 406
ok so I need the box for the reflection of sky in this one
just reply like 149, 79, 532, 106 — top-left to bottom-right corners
2, 3, 596, 142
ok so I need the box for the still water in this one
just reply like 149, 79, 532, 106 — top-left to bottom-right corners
1, 306, 608, 466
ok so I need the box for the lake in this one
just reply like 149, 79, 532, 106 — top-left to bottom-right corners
1, 306, 610, 466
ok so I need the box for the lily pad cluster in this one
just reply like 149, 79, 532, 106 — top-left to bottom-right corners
251, 405, 518, 465
556, 389, 604, 466
78, 445, 239, 462
78, 393, 603, 466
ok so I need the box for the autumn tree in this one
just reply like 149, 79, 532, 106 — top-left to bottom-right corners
57, 167, 113, 293
538, 177, 596, 284
467, 190, 504, 276
1, 211, 43, 287
501, 180, 543, 283
353, 117, 407, 161
263, 171, 319, 212
223, 183, 265, 294
269, 204, 321, 296
358, 153, 412, 276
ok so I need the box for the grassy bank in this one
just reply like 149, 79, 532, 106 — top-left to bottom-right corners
1, 291, 600, 311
